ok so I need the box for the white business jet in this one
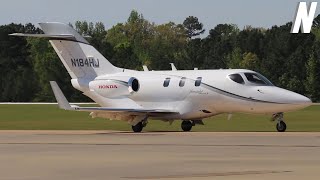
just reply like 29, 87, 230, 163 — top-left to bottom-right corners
10, 22, 312, 132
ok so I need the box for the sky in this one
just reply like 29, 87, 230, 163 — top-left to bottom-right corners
0, 0, 319, 34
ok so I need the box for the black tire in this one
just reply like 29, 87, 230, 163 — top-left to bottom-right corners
276, 121, 287, 132
181, 121, 193, 132
132, 122, 143, 133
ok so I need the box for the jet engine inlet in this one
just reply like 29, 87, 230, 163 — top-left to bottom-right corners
128, 77, 139, 92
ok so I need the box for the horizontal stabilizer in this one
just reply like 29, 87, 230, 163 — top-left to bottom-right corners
10, 22, 90, 44
10, 33, 77, 41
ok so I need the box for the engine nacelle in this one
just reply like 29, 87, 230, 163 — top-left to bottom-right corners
89, 76, 139, 98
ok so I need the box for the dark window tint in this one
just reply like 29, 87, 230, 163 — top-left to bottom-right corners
179, 77, 186, 87
195, 77, 202, 86
244, 73, 273, 86
228, 74, 244, 84
163, 78, 171, 87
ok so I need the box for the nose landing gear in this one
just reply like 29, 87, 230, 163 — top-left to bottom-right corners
272, 112, 287, 132
276, 121, 287, 132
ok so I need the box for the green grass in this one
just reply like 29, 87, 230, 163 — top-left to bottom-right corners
0, 104, 319, 131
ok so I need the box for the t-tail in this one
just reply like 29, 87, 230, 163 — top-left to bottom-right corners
10, 22, 122, 91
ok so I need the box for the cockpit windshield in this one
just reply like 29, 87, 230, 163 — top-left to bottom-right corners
228, 72, 274, 86
244, 73, 274, 86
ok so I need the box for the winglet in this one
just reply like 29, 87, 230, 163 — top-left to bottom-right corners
50, 81, 74, 110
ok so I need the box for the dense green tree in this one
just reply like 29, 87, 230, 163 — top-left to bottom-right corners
27, 38, 70, 101
183, 16, 205, 38
0, 11, 320, 102
106, 10, 187, 70
226, 47, 242, 69
0, 23, 37, 101
106, 10, 154, 69
258, 23, 314, 89
305, 40, 320, 101
185, 38, 205, 69
75, 21, 89, 35
201, 24, 239, 69
313, 14, 320, 28
147, 22, 187, 70
236, 27, 265, 56
240, 52, 260, 70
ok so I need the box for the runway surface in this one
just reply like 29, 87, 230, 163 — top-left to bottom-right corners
0, 131, 319, 180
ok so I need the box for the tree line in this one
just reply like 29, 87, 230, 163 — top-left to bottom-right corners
0, 10, 320, 102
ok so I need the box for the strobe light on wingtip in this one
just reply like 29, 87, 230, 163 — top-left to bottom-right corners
11, 22, 313, 133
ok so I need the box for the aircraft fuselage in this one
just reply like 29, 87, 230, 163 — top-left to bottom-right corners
87, 69, 311, 120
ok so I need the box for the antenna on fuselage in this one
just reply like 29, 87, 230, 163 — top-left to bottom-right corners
194, 67, 198, 70
143, 65, 149, 71
170, 63, 177, 71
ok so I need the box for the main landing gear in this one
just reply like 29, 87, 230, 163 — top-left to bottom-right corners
181, 120, 204, 132
132, 122, 143, 132
272, 112, 287, 132
131, 120, 148, 133
181, 120, 193, 132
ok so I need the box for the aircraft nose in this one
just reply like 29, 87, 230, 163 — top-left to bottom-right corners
253, 87, 312, 112
291, 93, 312, 105
284, 92, 312, 111
277, 89, 312, 111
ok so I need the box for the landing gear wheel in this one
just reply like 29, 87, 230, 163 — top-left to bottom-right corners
276, 121, 287, 132
272, 112, 287, 132
132, 122, 143, 133
181, 121, 193, 132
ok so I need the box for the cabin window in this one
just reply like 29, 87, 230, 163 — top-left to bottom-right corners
163, 78, 171, 87
195, 77, 202, 86
244, 73, 273, 86
179, 77, 186, 87
228, 74, 244, 84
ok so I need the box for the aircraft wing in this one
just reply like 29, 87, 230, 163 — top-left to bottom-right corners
73, 107, 175, 113
50, 81, 177, 114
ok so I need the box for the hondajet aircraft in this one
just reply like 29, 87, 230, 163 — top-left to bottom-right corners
11, 22, 312, 132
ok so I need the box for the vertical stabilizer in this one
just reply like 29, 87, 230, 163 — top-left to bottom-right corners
38, 22, 121, 80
